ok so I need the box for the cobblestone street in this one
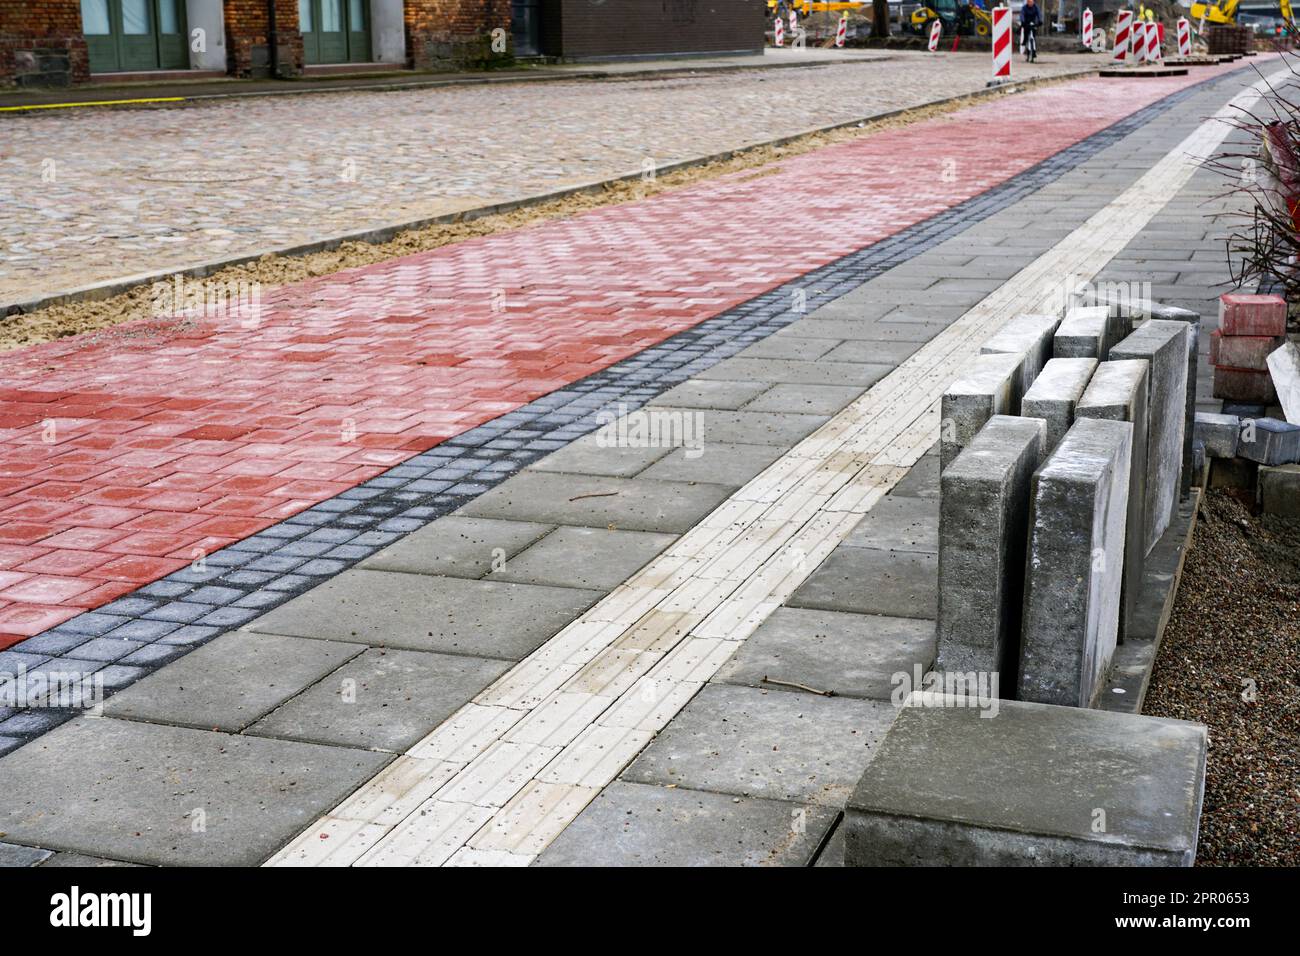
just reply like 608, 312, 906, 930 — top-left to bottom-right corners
1, 52, 1085, 305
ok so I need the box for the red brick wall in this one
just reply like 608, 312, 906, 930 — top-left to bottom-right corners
548, 0, 764, 59
225, 0, 304, 77
406, 0, 511, 69
0, 0, 90, 85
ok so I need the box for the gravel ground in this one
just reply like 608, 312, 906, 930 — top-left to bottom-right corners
1145, 489, 1300, 867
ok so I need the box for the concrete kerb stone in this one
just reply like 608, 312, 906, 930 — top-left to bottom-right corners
1109, 319, 1189, 555
1019, 417, 1133, 709
978, 313, 1061, 409
1053, 305, 1116, 358
1086, 294, 1199, 499
936, 415, 1047, 682
1020, 357, 1100, 452
1239, 417, 1300, 465
940, 351, 1023, 470
1193, 411, 1240, 458
1259, 464, 1300, 516
1076, 359, 1151, 644
844, 694, 1207, 866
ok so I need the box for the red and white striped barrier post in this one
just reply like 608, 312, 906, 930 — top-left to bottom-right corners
1082, 8, 1093, 50
1146, 19, 1161, 62
774, 15, 784, 47
789, 8, 798, 38
836, 13, 847, 48
991, 6, 1012, 80
1132, 20, 1147, 63
1113, 9, 1132, 63
1177, 16, 1191, 56
928, 18, 942, 52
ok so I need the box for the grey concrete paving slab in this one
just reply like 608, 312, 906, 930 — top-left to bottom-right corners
842, 494, 938, 553
460, 471, 733, 533
741, 383, 865, 416
525, 434, 672, 477
534, 781, 837, 867
649, 379, 772, 410
821, 339, 924, 366
622, 683, 896, 806
845, 699, 1207, 866
0, 717, 390, 866
737, 336, 841, 362
888, 452, 940, 498
248, 648, 510, 752
103, 632, 364, 733
637, 442, 784, 487
640, 406, 827, 447
711, 607, 935, 701
787, 547, 938, 620
784, 318, 946, 342
487, 526, 676, 591
696, 357, 892, 388
248, 570, 601, 659
0, 841, 51, 867
360, 515, 553, 578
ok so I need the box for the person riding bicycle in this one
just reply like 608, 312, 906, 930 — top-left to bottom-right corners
1020, 0, 1042, 62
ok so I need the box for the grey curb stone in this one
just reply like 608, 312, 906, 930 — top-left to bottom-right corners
1020, 357, 1099, 453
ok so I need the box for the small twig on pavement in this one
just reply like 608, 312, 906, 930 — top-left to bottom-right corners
761, 676, 835, 697
568, 491, 620, 502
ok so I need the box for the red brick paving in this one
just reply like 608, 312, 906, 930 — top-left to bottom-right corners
0, 63, 1258, 646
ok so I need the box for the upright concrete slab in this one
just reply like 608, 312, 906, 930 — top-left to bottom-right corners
1193, 411, 1240, 458
1020, 358, 1098, 452
1019, 417, 1132, 709
844, 694, 1207, 866
978, 313, 1060, 408
1053, 306, 1115, 359
1267, 341, 1300, 424
939, 351, 1021, 470
1087, 296, 1199, 498
1076, 359, 1150, 643
936, 416, 1046, 681
1110, 320, 1189, 555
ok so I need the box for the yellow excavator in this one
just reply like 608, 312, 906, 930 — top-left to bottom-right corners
909, 0, 992, 37
1190, 0, 1293, 25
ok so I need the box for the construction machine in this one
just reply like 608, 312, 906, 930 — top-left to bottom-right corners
907, 0, 992, 36
1189, 0, 1293, 25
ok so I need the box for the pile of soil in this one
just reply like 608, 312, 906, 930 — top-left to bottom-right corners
1144, 490, 1300, 866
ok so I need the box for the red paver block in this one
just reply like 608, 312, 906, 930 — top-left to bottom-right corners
1218, 293, 1287, 337
0, 65, 1256, 625
1213, 367, 1278, 404
1209, 329, 1285, 371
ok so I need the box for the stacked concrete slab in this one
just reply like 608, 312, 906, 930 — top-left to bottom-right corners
1109, 320, 1189, 556
940, 352, 1022, 469
1053, 305, 1121, 359
1076, 360, 1150, 642
936, 416, 1046, 679
1019, 417, 1133, 709
1020, 358, 1099, 452
979, 313, 1060, 408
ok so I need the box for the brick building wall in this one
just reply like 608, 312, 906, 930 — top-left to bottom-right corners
225, 0, 304, 77
406, 0, 511, 69
545, 0, 764, 59
0, 0, 89, 86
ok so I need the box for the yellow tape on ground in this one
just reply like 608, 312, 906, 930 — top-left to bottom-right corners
0, 97, 185, 112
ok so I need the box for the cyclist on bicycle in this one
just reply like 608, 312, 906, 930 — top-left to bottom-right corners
1020, 0, 1042, 62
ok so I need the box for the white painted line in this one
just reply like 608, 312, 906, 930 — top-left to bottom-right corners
266, 67, 1287, 867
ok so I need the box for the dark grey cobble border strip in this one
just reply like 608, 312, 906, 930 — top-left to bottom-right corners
0, 69, 1242, 757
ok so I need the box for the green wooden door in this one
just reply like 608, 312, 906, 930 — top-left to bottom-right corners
302, 0, 370, 64
81, 0, 187, 73
346, 0, 371, 63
